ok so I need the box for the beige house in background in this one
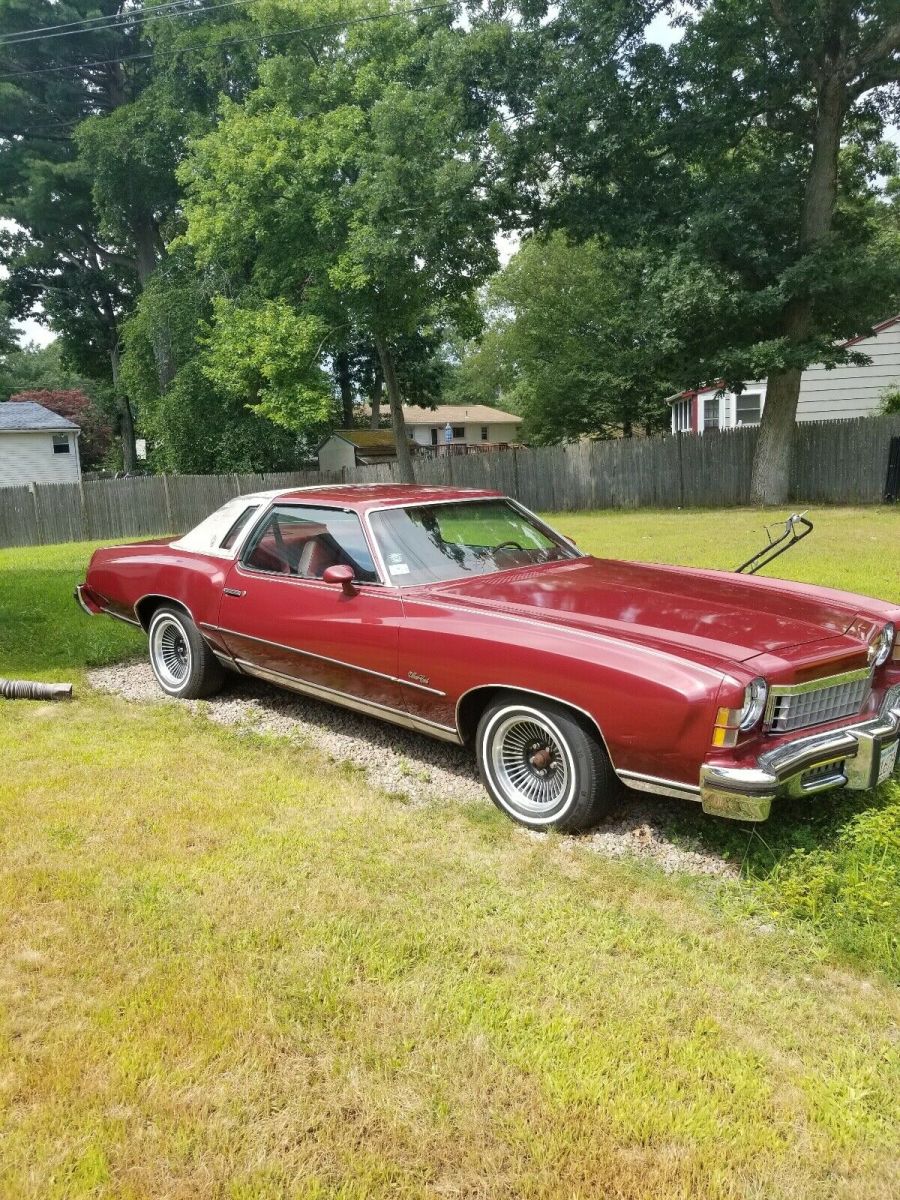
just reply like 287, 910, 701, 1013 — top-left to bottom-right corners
359, 403, 523, 448
0, 401, 82, 486
318, 406, 524, 473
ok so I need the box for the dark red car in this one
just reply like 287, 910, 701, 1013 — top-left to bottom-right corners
78, 484, 900, 830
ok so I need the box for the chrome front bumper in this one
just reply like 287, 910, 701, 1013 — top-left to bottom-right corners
699, 685, 900, 821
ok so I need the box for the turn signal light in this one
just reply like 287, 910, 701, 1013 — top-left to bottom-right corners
712, 707, 741, 748
712, 679, 768, 747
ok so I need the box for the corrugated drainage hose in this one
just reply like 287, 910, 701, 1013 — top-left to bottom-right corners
0, 679, 73, 701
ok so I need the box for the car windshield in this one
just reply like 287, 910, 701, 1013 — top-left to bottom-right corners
369, 499, 580, 585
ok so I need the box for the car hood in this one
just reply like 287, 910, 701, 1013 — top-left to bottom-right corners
425, 557, 869, 665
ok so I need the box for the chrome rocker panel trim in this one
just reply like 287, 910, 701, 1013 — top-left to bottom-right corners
617, 771, 701, 803
700, 685, 900, 822
233, 658, 462, 745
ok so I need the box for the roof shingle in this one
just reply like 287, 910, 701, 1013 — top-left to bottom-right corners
0, 401, 80, 432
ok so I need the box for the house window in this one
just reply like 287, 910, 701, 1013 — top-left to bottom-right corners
736, 393, 762, 425
481, 426, 489, 441
703, 397, 720, 430
52, 434, 70, 454
452, 426, 464, 440
672, 398, 692, 432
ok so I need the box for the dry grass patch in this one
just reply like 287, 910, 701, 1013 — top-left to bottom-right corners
1, 695, 898, 1199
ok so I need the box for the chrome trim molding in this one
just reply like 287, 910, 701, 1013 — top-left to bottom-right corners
455, 682, 615, 766
201, 622, 447, 696
103, 606, 142, 627
234, 563, 391, 593
233, 659, 462, 743
617, 770, 701, 802
133, 592, 200, 631
74, 585, 97, 617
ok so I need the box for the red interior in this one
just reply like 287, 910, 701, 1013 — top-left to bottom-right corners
247, 523, 339, 577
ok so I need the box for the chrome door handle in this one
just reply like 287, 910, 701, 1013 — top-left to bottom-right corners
223, 588, 245, 598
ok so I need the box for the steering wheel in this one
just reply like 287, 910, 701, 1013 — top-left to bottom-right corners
495, 540, 524, 552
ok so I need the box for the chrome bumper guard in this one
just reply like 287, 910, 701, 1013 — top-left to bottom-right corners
699, 685, 900, 821
74, 584, 99, 616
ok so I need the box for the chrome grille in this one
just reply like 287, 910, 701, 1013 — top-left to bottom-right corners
766, 670, 872, 734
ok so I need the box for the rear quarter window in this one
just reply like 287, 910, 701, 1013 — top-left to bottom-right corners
220, 505, 260, 551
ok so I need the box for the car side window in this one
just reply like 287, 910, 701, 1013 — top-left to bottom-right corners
220, 504, 260, 551
241, 506, 378, 582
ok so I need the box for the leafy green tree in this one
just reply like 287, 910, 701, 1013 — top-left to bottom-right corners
0, 0, 260, 469
512, 0, 900, 501
0, 337, 115, 410
181, 3, 499, 481
450, 233, 673, 441
0, 301, 15, 390
117, 243, 317, 472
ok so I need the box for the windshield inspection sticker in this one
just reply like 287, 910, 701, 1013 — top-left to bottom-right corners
387, 552, 404, 564
389, 563, 411, 576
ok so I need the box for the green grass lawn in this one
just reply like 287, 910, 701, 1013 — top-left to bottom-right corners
0, 510, 899, 1198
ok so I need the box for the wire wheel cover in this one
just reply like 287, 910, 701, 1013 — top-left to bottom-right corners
490, 714, 572, 815
152, 618, 191, 687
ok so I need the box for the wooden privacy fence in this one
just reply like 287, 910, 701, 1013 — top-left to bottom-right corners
1, 414, 899, 549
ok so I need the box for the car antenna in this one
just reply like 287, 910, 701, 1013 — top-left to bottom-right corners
735, 512, 814, 575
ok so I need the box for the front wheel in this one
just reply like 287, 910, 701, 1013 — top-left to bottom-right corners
148, 606, 225, 700
476, 694, 618, 833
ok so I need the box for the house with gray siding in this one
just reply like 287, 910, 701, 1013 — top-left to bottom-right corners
0, 401, 82, 486
668, 315, 900, 432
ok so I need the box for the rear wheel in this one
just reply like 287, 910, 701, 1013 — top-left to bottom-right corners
476, 693, 617, 833
148, 606, 224, 699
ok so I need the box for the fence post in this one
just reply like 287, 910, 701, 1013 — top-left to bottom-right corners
162, 473, 174, 532
676, 433, 685, 508
28, 483, 44, 545
77, 473, 87, 540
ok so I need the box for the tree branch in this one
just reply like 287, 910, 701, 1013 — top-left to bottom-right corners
855, 20, 900, 70
769, 0, 820, 81
848, 57, 900, 99
75, 229, 135, 271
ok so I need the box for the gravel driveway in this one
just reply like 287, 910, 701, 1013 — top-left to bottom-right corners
88, 663, 738, 879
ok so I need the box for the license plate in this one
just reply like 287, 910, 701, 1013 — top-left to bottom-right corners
878, 740, 899, 785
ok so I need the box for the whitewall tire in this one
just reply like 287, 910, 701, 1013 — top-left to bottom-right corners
476, 694, 617, 833
148, 606, 225, 700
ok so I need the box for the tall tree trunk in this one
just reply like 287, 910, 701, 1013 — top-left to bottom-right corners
109, 342, 137, 474
336, 351, 354, 427
374, 334, 415, 483
749, 367, 802, 505
369, 361, 384, 429
132, 216, 178, 392
751, 72, 846, 505
133, 216, 159, 289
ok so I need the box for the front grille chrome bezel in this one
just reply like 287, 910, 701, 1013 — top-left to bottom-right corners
764, 667, 874, 735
